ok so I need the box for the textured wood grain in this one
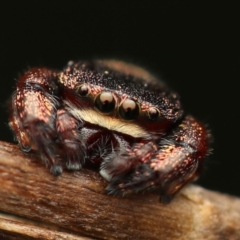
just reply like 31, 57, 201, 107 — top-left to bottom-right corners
0, 141, 240, 240
0, 212, 92, 240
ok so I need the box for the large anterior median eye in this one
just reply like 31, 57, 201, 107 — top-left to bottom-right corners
119, 99, 139, 120
95, 92, 115, 113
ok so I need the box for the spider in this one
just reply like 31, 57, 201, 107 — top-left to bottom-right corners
9, 60, 211, 203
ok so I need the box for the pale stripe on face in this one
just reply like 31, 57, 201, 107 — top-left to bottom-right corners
68, 107, 149, 138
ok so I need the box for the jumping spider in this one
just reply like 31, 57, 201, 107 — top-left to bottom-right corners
9, 60, 211, 203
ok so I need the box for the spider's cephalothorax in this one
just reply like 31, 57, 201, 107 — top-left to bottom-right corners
9, 60, 211, 203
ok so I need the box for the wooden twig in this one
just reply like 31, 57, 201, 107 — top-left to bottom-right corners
0, 212, 92, 240
0, 141, 240, 240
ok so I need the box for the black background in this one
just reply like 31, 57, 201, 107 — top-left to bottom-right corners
1, 2, 239, 197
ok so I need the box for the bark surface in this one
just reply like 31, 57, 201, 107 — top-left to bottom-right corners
0, 141, 240, 240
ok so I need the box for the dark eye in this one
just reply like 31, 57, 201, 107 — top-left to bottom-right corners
76, 84, 89, 97
119, 99, 139, 120
148, 107, 160, 120
95, 92, 115, 113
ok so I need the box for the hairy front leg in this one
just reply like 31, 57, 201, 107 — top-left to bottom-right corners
56, 109, 85, 170
106, 116, 211, 203
9, 68, 63, 175
101, 139, 157, 182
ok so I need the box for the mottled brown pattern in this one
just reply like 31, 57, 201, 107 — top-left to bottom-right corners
9, 60, 211, 203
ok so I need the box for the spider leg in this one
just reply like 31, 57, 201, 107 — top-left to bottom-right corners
101, 140, 157, 179
56, 109, 85, 170
106, 115, 210, 203
9, 68, 63, 175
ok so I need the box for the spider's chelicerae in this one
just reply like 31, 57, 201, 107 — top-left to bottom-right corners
9, 60, 211, 203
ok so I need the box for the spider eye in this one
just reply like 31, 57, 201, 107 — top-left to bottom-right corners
95, 92, 115, 113
119, 99, 139, 120
148, 107, 160, 120
77, 84, 89, 97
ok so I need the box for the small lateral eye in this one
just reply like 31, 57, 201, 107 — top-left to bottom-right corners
148, 107, 160, 120
119, 99, 139, 120
95, 92, 115, 113
77, 84, 89, 97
